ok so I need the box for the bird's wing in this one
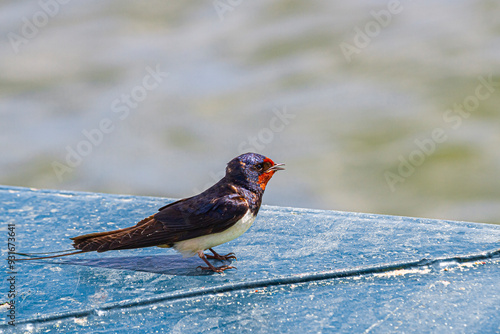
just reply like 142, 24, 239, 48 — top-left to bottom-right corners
71, 192, 250, 252
133, 194, 251, 248
73, 194, 250, 252
153, 193, 250, 234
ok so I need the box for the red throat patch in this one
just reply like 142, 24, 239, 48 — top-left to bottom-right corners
258, 158, 276, 190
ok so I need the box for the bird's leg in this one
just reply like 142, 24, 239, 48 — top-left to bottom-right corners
197, 251, 236, 273
205, 248, 237, 261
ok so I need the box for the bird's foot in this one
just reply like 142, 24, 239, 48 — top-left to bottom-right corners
205, 252, 237, 261
205, 248, 237, 261
197, 250, 236, 273
197, 264, 236, 273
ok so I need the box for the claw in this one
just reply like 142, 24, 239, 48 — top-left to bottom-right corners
205, 252, 237, 261
205, 248, 237, 261
197, 250, 237, 273
197, 265, 236, 273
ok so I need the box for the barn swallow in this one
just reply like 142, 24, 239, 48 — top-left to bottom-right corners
17, 153, 284, 273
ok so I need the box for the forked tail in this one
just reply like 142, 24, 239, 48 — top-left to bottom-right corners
13, 214, 156, 260
13, 249, 87, 261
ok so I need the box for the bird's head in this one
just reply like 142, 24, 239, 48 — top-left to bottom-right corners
225, 153, 284, 192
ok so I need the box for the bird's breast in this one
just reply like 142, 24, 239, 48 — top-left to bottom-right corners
172, 210, 256, 257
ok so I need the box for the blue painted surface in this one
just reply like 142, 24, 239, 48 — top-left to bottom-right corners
1, 186, 499, 333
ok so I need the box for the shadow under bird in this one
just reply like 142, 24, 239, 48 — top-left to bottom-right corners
16, 153, 284, 273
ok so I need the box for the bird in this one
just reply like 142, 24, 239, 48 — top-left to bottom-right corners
16, 153, 284, 273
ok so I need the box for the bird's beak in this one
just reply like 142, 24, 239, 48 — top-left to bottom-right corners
267, 163, 285, 172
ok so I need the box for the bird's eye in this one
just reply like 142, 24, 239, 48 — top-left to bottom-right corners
256, 163, 264, 171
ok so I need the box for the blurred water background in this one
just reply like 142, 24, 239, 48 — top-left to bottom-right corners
0, 1, 499, 224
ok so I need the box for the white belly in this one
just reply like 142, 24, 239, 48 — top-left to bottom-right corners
172, 211, 256, 257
